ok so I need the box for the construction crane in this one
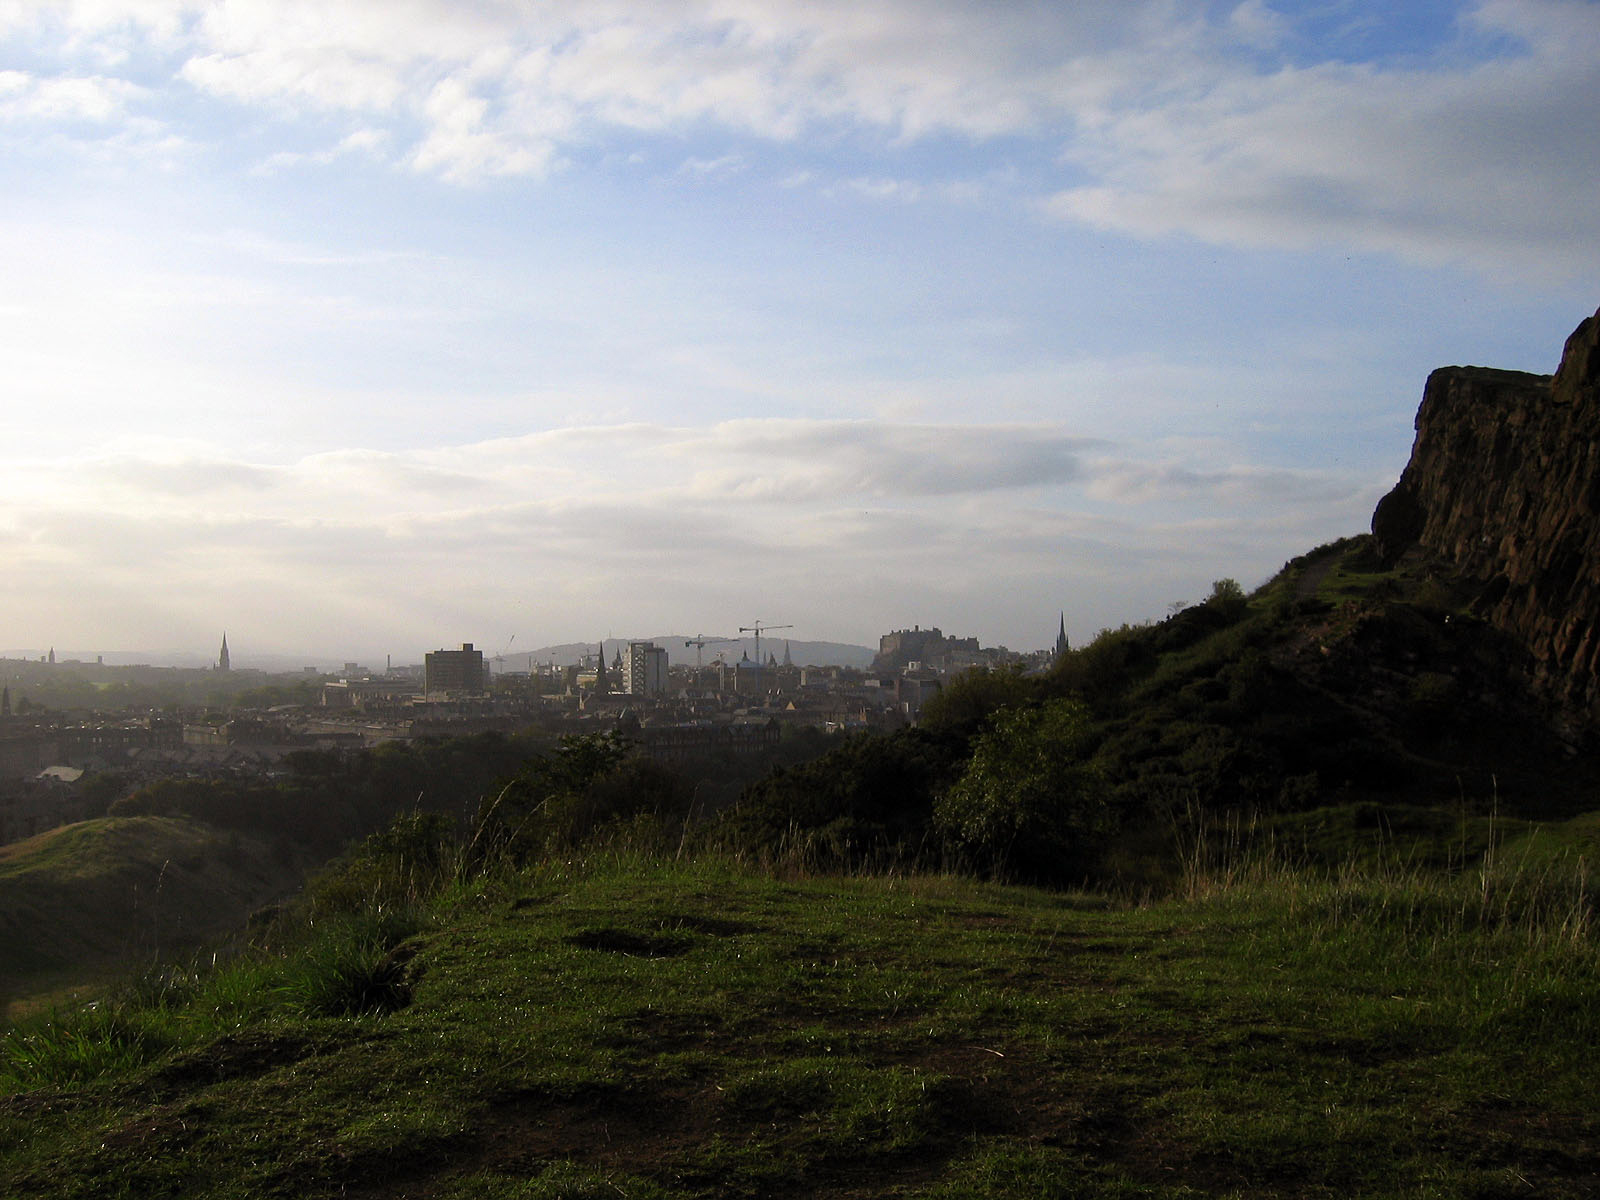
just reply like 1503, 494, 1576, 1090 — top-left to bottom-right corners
491, 634, 515, 677
738, 621, 793, 693
684, 634, 740, 669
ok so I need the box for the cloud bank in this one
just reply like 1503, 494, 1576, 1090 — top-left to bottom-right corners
1, 1, 1595, 275
1, 420, 1373, 657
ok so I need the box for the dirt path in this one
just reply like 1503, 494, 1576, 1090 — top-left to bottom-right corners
1294, 547, 1340, 599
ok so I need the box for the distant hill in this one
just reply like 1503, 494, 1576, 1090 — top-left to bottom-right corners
0, 650, 369, 674
520, 636, 876, 670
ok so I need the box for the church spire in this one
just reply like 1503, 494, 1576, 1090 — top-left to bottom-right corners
218, 632, 231, 672
1054, 613, 1069, 660
594, 643, 609, 694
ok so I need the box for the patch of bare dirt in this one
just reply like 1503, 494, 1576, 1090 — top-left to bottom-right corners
146, 1030, 314, 1094
566, 928, 694, 958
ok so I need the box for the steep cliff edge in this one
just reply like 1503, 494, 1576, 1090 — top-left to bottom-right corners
1373, 307, 1600, 719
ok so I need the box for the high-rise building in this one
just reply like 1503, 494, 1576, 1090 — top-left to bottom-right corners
627, 641, 668, 696
424, 643, 486, 694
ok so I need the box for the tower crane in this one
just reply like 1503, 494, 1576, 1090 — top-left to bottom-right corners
684, 634, 740, 669
491, 634, 515, 677
738, 621, 793, 693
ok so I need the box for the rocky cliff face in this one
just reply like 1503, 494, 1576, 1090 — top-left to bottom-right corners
1372, 307, 1600, 719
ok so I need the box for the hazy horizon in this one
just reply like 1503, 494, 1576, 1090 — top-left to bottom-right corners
0, 632, 886, 673
4, 2, 1595, 661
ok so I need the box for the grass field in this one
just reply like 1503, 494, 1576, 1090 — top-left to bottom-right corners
3, 832, 1596, 1199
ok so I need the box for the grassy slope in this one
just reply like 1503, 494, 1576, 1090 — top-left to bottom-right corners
3, 852, 1595, 1199
0, 817, 303, 1016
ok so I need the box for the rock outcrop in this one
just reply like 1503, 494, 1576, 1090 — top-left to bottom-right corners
1372, 307, 1600, 719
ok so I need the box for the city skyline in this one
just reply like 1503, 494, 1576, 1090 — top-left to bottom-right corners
3, 2, 1596, 661
0, 622, 1031, 673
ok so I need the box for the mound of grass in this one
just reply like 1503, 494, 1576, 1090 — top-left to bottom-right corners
2, 838, 1595, 1199
0, 817, 306, 1018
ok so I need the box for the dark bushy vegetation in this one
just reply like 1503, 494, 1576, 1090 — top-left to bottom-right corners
719, 540, 1599, 886
716, 727, 966, 871
107, 730, 550, 857
472, 731, 698, 864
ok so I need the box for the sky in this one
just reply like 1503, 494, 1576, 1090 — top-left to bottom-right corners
1, 0, 1596, 666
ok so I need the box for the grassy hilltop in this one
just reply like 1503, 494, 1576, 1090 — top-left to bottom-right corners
2, 838, 1597, 1199
0, 817, 307, 1019
3, 534, 1599, 1197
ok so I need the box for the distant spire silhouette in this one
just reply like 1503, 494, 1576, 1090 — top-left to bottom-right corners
218, 632, 231, 672
1054, 613, 1069, 660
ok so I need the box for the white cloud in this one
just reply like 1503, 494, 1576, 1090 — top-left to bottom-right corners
1046, 1, 1600, 275
678, 152, 745, 179
1226, 0, 1287, 50
0, 70, 144, 122
1, 3, 1186, 173
1083, 458, 1362, 508
834, 176, 922, 203
251, 126, 389, 173
675, 420, 1095, 501
3, 2, 1594, 272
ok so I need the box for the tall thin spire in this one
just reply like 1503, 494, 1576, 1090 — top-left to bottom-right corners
1054, 613, 1069, 660
218, 632, 231, 672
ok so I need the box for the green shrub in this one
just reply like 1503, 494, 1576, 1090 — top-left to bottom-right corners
1205, 576, 1249, 621
918, 665, 1036, 740
935, 698, 1111, 883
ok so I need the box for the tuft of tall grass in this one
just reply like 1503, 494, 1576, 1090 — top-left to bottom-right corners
1, 1000, 172, 1087
272, 908, 424, 1018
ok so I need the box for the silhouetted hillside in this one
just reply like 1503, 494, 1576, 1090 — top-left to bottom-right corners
1374, 306, 1600, 718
